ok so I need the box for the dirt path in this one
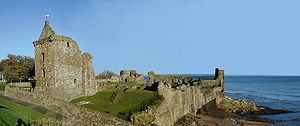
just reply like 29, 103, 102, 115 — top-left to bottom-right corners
0, 91, 63, 121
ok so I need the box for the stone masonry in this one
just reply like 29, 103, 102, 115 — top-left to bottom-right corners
95, 70, 146, 85
148, 68, 225, 125
119, 70, 146, 84
33, 21, 97, 101
82, 52, 97, 96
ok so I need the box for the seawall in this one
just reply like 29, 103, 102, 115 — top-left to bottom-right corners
149, 68, 224, 125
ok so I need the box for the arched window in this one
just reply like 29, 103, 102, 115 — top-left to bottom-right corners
67, 42, 70, 47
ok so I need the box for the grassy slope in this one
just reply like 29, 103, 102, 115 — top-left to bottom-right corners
71, 89, 155, 117
0, 98, 44, 126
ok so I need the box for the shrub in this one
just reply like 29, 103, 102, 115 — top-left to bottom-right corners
0, 82, 6, 91
96, 70, 117, 79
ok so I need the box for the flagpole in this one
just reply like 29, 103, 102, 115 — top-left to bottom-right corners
45, 14, 50, 21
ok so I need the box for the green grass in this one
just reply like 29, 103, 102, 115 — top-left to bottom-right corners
0, 82, 6, 91
71, 89, 161, 120
0, 97, 44, 125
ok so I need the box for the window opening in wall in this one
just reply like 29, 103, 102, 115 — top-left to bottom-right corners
74, 79, 77, 83
42, 53, 45, 61
42, 69, 45, 77
67, 42, 70, 47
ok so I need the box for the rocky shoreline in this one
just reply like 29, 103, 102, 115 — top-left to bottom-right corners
174, 97, 294, 126
218, 97, 292, 116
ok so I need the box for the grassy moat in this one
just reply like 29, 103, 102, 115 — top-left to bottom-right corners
0, 97, 43, 125
70, 82, 163, 121
0, 81, 61, 126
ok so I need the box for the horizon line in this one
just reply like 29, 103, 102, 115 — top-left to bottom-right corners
152, 73, 300, 76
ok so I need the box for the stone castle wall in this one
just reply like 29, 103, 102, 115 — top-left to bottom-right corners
53, 36, 83, 101
33, 21, 97, 101
149, 68, 224, 126
82, 52, 97, 96
4, 85, 131, 126
34, 39, 56, 90
95, 70, 145, 83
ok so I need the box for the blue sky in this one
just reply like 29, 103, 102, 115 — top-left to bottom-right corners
0, 0, 299, 75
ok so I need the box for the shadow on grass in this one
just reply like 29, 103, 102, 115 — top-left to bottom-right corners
0, 117, 31, 126
17, 118, 30, 126
0, 105, 7, 109
0, 116, 9, 126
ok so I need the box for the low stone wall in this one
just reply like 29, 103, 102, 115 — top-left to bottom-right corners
96, 76, 120, 83
149, 68, 225, 126
95, 70, 145, 86
8, 82, 32, 88
95, 80, 126, 91
95, 70, 146, 91
4, 85, 131, 126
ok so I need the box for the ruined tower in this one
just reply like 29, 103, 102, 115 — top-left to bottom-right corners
33, 21, 97, 101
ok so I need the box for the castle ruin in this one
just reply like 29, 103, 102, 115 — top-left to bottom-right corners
33, 21, 97, 101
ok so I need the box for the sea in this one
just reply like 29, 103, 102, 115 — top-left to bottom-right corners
224, 76, 300, 126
